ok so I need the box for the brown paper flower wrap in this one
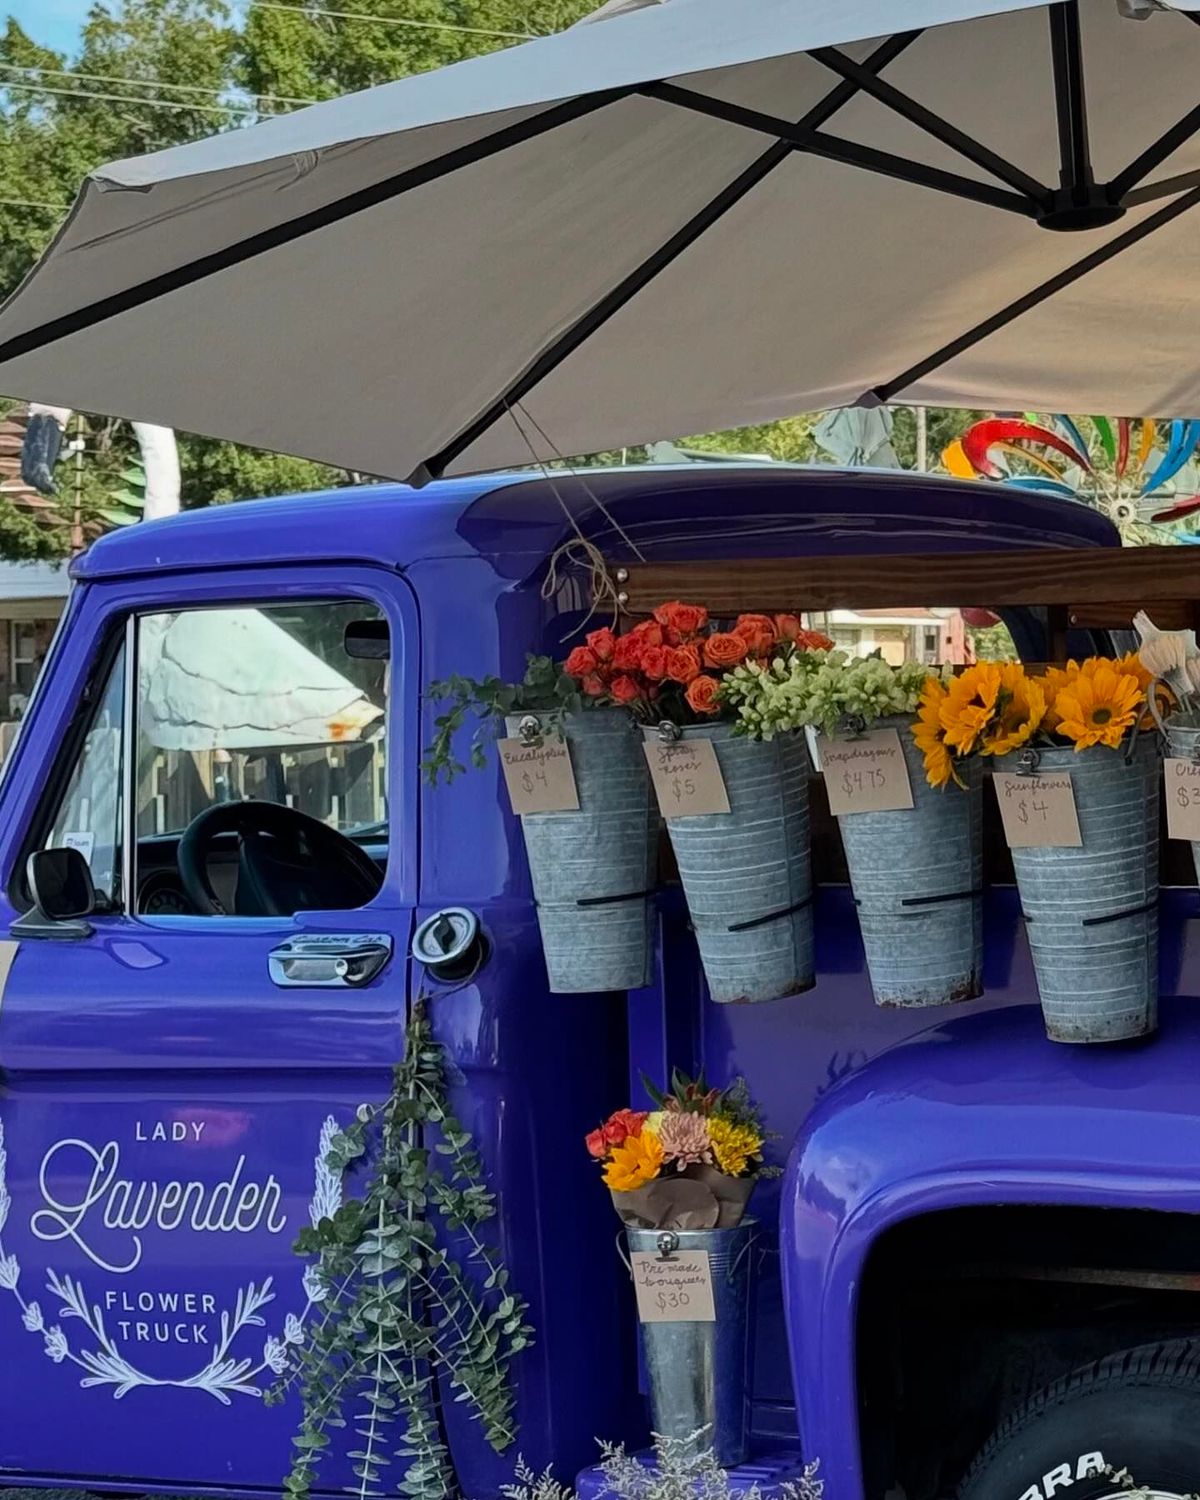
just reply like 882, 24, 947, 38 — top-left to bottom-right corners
586, 1071, 775, 1232
609, 1165, 755, 1231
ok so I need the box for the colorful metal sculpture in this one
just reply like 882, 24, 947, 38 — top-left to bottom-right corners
946, 415, 1200, 544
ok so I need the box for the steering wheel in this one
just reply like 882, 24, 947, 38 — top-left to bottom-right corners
177, 801, 383, 917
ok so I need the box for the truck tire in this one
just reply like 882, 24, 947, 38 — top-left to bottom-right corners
958, 1341, 1200, 1500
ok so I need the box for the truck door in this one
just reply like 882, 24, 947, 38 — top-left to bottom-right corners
0, 566, 416, 1491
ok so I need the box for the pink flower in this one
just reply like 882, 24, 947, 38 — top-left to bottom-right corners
655, 1111, 712, 1168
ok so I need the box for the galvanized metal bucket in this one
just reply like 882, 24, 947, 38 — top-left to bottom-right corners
647, 724, 813, 1004
834, 714, 984, 1008
625, 1221, 758, 1467
508, 708, 657, 994
1162, 711, 1200, 886
995, 733, 1161, 1044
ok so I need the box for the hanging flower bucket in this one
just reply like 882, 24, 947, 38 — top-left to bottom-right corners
424, 649, 657, 994
506, 707, 657, 994
832, 713, 984, 1008
647, 721, 814, 1004
982, 650, 1165, 1044
996, 734, 1160, 1043
733, 652, 995, 1008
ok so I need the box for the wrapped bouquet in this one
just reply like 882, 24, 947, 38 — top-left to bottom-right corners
586, 1071, 774, 1231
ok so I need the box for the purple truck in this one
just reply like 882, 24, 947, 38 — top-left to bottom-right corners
0, 464, 1195, 1500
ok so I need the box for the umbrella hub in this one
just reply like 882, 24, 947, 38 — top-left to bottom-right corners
1037, 187, 1127, 232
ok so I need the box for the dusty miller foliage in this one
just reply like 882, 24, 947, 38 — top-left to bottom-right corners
268, 1000, 533, 1500
502, 1431, 823, 1500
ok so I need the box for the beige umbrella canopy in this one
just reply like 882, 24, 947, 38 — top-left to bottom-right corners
1, 0, 1200, 480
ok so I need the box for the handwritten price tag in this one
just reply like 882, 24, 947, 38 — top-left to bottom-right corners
993, 772, 1082, 848
820, 729, 914, 815
630, 1250, 717, 1324
1165, 757, 1200, 841
498, 736, 580, 815
643, 738, 731, 818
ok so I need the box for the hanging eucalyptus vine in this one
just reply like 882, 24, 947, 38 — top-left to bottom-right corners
268, 999, 533, 1500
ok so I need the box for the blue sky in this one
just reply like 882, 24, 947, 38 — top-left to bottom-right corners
4, 0, 90, 56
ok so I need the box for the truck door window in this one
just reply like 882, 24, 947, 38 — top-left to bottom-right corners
134, 600, 388, 916
46, 643, 126, 906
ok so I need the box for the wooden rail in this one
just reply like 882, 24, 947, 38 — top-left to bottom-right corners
615, 546, 1200, 631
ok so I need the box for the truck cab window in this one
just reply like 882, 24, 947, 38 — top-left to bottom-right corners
47, 644, 126, 907
134, 601, 388, 917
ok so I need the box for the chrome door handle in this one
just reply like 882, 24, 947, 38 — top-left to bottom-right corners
269, 932, 393, 988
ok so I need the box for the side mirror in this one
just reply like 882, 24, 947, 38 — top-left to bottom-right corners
28, 847, 98, 921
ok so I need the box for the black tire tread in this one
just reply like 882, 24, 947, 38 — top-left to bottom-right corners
958, 1338, 1200, 1497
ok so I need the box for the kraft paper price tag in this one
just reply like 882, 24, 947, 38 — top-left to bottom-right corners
630, 1250, 717, 1324
498, 736, 579, 815
820, 729, 914, 815
1165, 757, 1200, 841
643, 738, 731, 818
994, 772, 1083, 848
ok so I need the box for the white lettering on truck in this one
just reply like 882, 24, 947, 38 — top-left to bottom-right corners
1017, 1453, 1107, 1500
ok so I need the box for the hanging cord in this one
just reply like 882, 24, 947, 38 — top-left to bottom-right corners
501, 401, 642, 635
512, 400, 647, 562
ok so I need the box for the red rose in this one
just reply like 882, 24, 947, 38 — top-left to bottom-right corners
773, 614, 803, 642
664, 644, 702, 684
602, 1109, 648, 1146
796, 629, 834, 652
564, 645, 599, 679
585, 1127, 608, 1159
640, 645, 669, 681
587, 627, 616, 663
685, 674, 722, 715
734, 614, 777, 658
652, 601, 709, 642
613, 633, 644, 672
630, 620, 665, 649
580, 673, 606, 698
702, 632, 749, 670
609, 674, 643, 704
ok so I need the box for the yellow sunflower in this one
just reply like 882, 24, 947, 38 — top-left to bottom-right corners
1052, 662, 1144, 751
1110, 650, 1172, 729
939, 663, 1003, 753
602, 1127, 665, 1191
707, 1115, 763, 1178
912, 678, 959, 789
980, 663, 1047, 757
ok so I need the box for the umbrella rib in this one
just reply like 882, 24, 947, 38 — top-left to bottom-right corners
870, 185, 1200, 404
792, 30, 924, 131
807, 45, 1051, 205
643, 84, 1036, 216
1108, 103, 1200, 203
0, 88, 633, 367
1123, 167, 1200, 208
414, 139, 794, 482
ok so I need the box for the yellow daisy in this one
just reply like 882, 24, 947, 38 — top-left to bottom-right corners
1052, 662, 1143, 751
602, 1128, 664, 1192
707, 1115, 763, 1178
912, 678, 959, 789
980, 663, 1047, 757
939, 663, 1003, 753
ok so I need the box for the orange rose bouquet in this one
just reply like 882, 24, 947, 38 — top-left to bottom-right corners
562, 602, 833, 730
586, 1071, 776, 1231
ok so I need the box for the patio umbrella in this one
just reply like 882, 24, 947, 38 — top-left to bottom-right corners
2, 0, 1200, 481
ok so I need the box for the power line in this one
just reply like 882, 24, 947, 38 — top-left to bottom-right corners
0, 63, 316, 108
248, 2, 537, 41
0, 80, 287, 117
